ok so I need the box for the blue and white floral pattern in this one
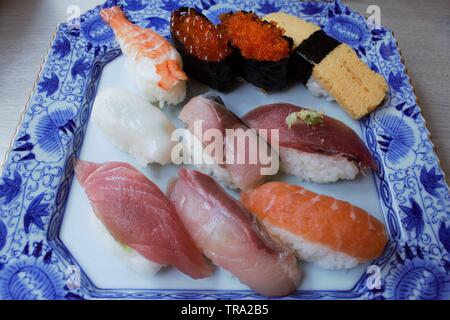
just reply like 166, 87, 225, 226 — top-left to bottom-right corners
0, 0, 449, 300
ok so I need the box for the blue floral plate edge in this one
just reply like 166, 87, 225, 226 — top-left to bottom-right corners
0, 0, 449, 300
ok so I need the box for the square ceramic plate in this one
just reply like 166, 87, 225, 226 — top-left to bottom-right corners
0, 0, 449, 300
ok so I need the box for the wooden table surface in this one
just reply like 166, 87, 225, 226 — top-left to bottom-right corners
1, 0, 449, 181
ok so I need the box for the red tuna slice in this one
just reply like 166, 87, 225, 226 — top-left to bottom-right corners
75, 160, 213, 279
242, 103, 378, 171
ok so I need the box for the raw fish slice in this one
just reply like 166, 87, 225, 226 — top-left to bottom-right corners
242, 103, 376, 169
75, 160, 212, 279
100, 6, 187, 106
92, 87, 176, 165
168, 168, 301, 296
242, 103, 377, 183
89, 211, 162, 274
179, 92, 276, 190
241, 182, 388, 269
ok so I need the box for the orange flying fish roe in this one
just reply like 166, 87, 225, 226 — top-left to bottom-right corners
171, 8, 232, 62
220, 11, 291, 61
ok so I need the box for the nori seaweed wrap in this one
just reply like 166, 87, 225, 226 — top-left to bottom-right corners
290, 30, 341, 84
170, 7, 235, 91
220, 11, 293, 91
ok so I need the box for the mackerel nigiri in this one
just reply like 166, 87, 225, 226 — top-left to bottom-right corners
242, 103, 377, 183
168, 168, 301, 297
100, 6, 187, 107
75, 160, 212, 279
241, 182, 388, 269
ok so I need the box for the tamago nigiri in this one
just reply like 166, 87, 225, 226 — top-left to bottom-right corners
100, 6, 187, 107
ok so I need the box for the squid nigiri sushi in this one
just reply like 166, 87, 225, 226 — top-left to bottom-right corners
92, 87, 175, 165
220, 11, 293, 91
242, 103, 377, 183
171, 7, 235, 91
241, 182, 388, 269
168, 168, 301, 296
178, 92, 277, 190
75, 160, 212, 279
264, 12, 388, 119
100, 6, 187, 107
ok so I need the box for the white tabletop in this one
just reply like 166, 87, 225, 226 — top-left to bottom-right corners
0, 0, 449, 180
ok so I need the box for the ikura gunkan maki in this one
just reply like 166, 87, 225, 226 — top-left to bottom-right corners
170, 7, 235, 91
220, 11, 293, 91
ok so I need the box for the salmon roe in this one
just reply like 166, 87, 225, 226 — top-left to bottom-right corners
171, 8, 232, 62
220, 11, 291, 61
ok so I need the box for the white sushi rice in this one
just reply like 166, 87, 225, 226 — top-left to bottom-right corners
267, 224, 359, 270
280, 147, 359, 183
89, 213, 163, 274
306, 77, 335, 102
126, 58, 186, 108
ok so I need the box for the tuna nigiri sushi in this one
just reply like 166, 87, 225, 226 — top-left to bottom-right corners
241, 182, 388, 270
75, 160, 212, 279
242, 103, 377, 183
100, 6, 187, 107
92, 87, 175, 165
178, 92, 277, 190
168, 168, 301, 296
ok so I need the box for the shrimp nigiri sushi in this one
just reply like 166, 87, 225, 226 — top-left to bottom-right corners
177, 92, 277, 190
100, 6, 187, 107
241, 182, 388, 269
168, 168, 301, 296
75, 160, 212, 279
242, 103, 377, 183
92, 87, 175, 165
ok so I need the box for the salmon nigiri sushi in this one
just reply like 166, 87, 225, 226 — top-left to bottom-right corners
75, 160, 212, 279
241, 182, 388, 270
100, 6, 187, 107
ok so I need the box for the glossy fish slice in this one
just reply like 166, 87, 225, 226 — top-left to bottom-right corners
242, 103, 377, 183
75, 160, 212, 279
92, 87, 176, 165
179, 92, 276, 190
241, 182, 388, 269
168, 168, 301, 297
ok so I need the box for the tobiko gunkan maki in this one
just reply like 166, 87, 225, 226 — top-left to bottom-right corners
171, 7, 235, 91
220, 11, 293, 91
